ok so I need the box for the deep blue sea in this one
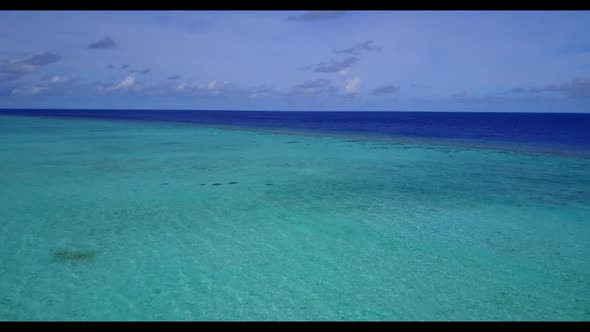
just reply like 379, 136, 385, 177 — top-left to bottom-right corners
1, 109, 589, 156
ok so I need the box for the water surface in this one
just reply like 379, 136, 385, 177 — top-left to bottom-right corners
0, 113, 589, 321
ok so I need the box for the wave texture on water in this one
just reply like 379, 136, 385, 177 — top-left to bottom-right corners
0, 113, 589, 320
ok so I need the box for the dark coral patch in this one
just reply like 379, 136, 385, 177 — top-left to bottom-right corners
52, 249, 97, 264
212, 183, 222, 186
200, 184, 206, 186
266, 183, 274, 186
228, 182, 238, 184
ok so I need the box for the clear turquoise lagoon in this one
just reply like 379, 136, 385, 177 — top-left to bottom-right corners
1, 115, 589, 321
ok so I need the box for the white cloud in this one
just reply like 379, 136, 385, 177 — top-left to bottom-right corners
203, 80, 239, 96
176, 82, 188, 92
10, 63, 38, 74
345, 76, 361, 94
49, 75, 70, 84
153, 79, 229, 96
111, 75, 137, 91
95, 75, 141, 94
9, 74, 75, 96
11, 85, 50, 96
31, 86, 48, 94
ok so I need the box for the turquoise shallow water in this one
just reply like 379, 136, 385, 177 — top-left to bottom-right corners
0, 115, 589, 321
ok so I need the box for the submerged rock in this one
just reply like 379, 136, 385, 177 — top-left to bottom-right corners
212, 183, 222, 186
52, 249, 97, 264
228, 182, 238, 184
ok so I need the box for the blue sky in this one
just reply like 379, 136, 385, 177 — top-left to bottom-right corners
0, 10, 589, 112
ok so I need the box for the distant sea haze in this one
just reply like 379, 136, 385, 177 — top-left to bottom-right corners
1, 108, 589, 157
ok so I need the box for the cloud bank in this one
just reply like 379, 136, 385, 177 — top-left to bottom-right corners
334, 40, 383, 56
510, 78, 590, 99
88, 37, 117, 49
286, 11, 347, 22
312, 57, 359, 73
0, 52, 62, 82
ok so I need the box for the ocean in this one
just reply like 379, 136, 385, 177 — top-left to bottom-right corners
0, 109, 589, 320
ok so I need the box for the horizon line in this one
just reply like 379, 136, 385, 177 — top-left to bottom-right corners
1, 108, 589, 115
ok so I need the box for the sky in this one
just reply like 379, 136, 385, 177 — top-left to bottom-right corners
0, 10, 589, 112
